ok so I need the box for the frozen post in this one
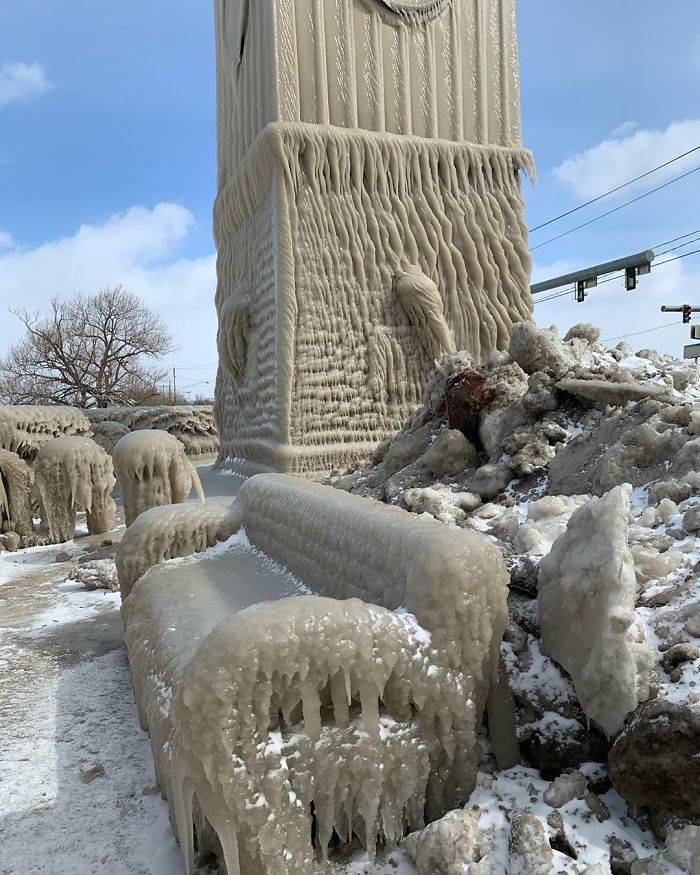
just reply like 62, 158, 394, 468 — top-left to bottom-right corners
213, 0, 534, 476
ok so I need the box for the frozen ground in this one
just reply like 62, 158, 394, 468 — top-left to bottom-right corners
0, 464, 415, 875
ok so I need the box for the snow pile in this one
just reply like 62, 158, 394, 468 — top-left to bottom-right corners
331, 321, 700, 872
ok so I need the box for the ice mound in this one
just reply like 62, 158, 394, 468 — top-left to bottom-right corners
0, 447, 34, 537
0, 405, 91, 461
85, 405, 218, 457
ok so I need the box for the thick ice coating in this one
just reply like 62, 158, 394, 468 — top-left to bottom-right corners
113, 430, 205, 526
122, 474, 509, 871
85, 405, 218, 456
0, 405, 91, 461
538, 485, 654, 737
171, 596, 453, 874
34, 436, 117, 543
238, 474, 507, 674
213, 0, 532, 476
0, 448, 34, 537
116, 500, 242, 598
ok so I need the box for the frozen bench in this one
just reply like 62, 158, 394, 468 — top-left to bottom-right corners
119, 473, 508, 874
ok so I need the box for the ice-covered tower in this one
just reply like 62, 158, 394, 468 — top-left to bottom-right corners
214, 0, 533, 476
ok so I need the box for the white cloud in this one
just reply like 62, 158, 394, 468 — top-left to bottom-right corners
610, 121, 638, 139
0, 61, 53, 109
0, 231, 14, 250
0, 203, 218, 395
533, 255, 700, 357
530, 259, 579, 286
552, 119, 700, 200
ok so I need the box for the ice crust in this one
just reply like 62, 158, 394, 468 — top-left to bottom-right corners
122, 474, 509, 872
0, 448, 34, 537
0, 405, 91, 461
538, 485, 654, 737
116, 500, 242, 598
34, 436, 117, 543
113, 429, 205, 526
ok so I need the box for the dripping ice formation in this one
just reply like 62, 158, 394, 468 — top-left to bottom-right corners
34, 436, 117, 543
113, 429, 205, 526
120, 474, 509, 871
0, 405, 91, 461
212, 0, 534, 477
0, 448, 34, 537
85, 405, 219, 456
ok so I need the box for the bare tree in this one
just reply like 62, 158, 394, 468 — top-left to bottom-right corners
0, 286, 175, 408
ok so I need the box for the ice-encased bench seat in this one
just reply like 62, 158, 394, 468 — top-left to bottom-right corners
119, 474, 508, 874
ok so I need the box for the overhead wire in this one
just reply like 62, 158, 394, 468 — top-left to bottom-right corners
530, 164, 700, 251
529, 144, 700, 233
652, 228, 700, 250
602, 318, 698, 344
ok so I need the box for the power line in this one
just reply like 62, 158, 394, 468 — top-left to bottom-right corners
174, 363, 219, 370
652, 227, 700, 250
530, 164, 700, 252
536, 288, 576, 303
656, 235, 700, 256
654, 246, 700, 267
530, 144, 700, 233
602, 318, 698, 344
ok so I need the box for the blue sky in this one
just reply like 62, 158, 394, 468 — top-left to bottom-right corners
1, 1, 700, 398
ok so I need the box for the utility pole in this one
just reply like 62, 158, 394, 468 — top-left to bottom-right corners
172, 367, 177, 401
660, 305, 700, 360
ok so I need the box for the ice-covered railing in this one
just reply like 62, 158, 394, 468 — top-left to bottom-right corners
121, 474, 509, 873
116, 501, 242, 598
85, 405, 219, 456
0, 405, 91, 461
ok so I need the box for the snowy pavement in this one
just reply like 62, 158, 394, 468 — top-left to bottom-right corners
0, 536, 185, 875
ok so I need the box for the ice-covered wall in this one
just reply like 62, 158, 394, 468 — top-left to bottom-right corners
85, 406, 218, 457
116, 501, 242, 598
122, 474, 509, 870
214, 0, 533, 476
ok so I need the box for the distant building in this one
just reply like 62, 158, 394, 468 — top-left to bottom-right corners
214, 0, 533, 476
